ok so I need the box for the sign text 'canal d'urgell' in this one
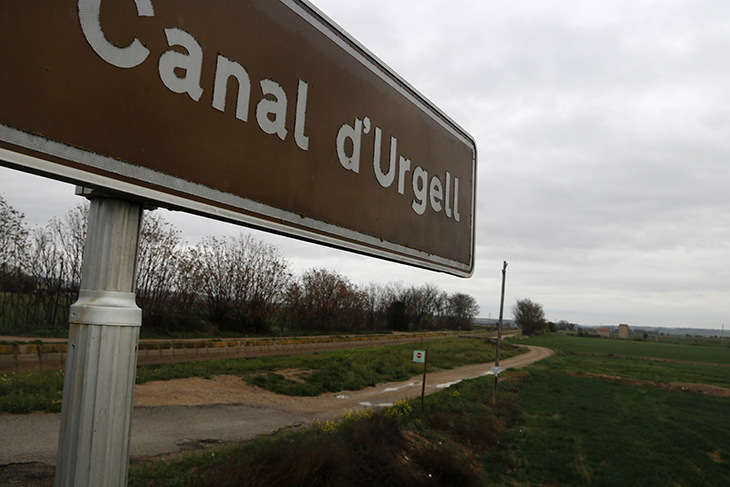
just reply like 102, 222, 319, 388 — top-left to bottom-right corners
0, 0, 476, 275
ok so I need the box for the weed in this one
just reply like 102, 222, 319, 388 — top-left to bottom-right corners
130, 411, 479, 487
0, 369, 64, 413
386, 400, 415, 422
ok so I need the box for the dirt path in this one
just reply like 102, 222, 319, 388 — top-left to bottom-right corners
132, 345, 553, 409
129, 346, 552, 460
0, 345, 551, 473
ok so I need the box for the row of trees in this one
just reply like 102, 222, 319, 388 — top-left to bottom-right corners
0, 195, 480, 334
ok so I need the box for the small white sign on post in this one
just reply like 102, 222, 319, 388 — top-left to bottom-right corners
491, 366, 502, 375
413, 349, 429, 414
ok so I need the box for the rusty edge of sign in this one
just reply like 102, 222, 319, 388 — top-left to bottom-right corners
0, 0, 477, 277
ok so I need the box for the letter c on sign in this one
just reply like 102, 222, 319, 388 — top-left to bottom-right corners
78, 0, 155, 68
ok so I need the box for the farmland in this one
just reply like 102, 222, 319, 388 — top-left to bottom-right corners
125, 333, 730, 486
513, 333, 730, 364
2, 333, 728, 485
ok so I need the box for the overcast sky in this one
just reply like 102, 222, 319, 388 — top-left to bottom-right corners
2, 0, 729, 330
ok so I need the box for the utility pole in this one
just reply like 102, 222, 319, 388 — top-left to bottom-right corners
493, 261, 507, 407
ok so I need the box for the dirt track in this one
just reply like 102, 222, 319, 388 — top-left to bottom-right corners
133, 344, 553, 409
0, 345, 552, 473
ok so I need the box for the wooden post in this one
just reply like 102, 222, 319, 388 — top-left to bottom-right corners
493, 261, 507, 407
420, 349, 428, 414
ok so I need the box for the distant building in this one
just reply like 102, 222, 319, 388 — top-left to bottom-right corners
597, 327, 610, 338
619, 324, 629, 339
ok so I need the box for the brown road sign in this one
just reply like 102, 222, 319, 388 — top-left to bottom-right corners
0, 0, 477, 276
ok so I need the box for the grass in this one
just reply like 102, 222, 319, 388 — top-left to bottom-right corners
0, 337, 520, 413
0, 369, 64, 414
512, 333, 730, 364
129, 401, 486, 487
508, 333, 730, 388
127, 332, 730, 486
540, 351, 730, 388
6, 331, 729, 485
488, 368, 730, 486
128, 377, 522, 487
129, 362, 730, 487
135, 337, 522, 396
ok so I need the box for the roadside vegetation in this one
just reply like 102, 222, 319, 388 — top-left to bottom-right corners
128, 334, 730, 486
135, 337, 522, 394
0, 337, 520, 414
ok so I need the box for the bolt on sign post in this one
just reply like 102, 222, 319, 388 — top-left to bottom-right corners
0, 2, 476, 486
413, 349, 428, 414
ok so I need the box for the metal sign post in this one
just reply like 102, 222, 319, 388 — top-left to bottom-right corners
55, 194, 143, 487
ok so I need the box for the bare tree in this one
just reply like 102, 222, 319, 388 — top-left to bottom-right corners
285, 268, 367, 332
136, 211, 186, 329
417, 283, 443, 329
48, 202, 87, 293
168, 245, 203, 330
0, 195, 29, 276
382, 282, 448, 331
380, 281, 407, 331
25, 203, 88, 330
194, 234, 291, 333
363, 282, 385, 331
0, 195, 31, 329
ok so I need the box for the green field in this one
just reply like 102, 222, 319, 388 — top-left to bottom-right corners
489, 369, 730, 486
488, 333, 730, 485
504, 333, 730, 390
540, 352, 730, 388
127, 332, 730, 486
5, 332, 729, 485
511, 333, 730, 364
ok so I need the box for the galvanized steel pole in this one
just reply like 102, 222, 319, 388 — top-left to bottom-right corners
55, 194, 143, 487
